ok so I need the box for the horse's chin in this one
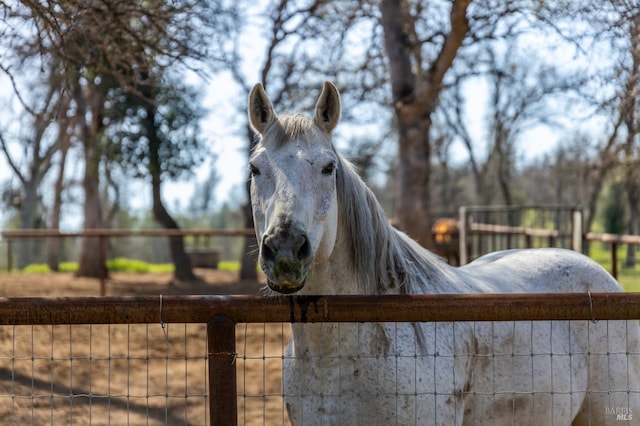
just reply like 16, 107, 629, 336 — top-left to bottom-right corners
266, 279, 306, 294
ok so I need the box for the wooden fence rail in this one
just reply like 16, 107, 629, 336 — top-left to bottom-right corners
0, 228, 255, 295
0, 229, 255, 239
3, 225, 639, 281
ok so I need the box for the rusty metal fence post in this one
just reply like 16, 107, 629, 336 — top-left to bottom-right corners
208, 315, 237, 426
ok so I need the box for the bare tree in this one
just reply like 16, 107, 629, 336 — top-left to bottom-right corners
47, 110, 72, 271
442, 40, 581, 207
561, 0, 640, 260
0, 72, 68, 268
378, 0, 471, 246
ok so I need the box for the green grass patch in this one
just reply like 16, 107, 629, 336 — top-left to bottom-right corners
108, 258, 146, 273
617, 267, 640, 292
147, 263, 174, 273
21, 264, 51, 274
218, 261, 241, 272
59, 262, 78, 272
16, 258, 173, 274
589, 242, 640, 291
106, 258, 150, 273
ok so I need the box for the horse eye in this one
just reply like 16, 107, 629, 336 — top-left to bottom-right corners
322, 162, 336, 176
249, 163, 261, 176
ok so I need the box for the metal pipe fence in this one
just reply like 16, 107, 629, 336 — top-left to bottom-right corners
458, 205, 583, 265
458, 206, 640, 279
0, 293, 640, 424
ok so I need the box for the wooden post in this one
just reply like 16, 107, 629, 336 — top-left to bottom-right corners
208, 315, 237, 426
572, 209, 583, 253
612, 242, 618, 279
7, 239, 12, 272
458, 207, 468, 265
525, 234, 532, 249
99, 235, 107, 296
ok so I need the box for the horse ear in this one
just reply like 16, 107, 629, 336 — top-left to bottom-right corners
248, 83, 276, 135
314, 81, 341, 133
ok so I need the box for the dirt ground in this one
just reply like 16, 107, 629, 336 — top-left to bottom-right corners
0, 269, 289, 425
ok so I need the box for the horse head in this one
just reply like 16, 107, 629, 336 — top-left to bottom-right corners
247, 82, 342, 294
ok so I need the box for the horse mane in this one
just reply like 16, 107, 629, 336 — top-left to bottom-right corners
332, 147, 453, 296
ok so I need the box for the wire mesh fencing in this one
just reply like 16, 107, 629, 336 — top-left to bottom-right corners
0, 294, 639, 425
234, 321, 640, 425
0, 323, 208, 425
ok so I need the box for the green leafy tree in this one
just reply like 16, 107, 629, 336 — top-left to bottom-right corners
109, 75, 208, 283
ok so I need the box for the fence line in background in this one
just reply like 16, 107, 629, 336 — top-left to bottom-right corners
0, 229, 256, 239
458, 206, 640, 278
2, 293, 640, 425
0, 229, 255, 295
3, 214, 640, 281
586, 232, 640, 279
458, 205, 583, 266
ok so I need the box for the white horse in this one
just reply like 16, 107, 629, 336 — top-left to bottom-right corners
247, 81, 640, 425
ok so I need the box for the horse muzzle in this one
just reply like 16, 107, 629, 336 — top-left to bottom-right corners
260, 223, 313, 294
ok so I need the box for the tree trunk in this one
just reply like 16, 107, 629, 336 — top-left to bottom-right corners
150, 172, 197, 283
143, 93, 197, 284
73, 75, 108, 279
623, 17, 639, 268
47, 131, 70, 271
77, 142, 106, 278
624, 146, 639, 268
379, 0, 471, 248
17, 180, 38, 269
395, 106, 434, 247
582, 153, 616, 256
625, 199, 638, 267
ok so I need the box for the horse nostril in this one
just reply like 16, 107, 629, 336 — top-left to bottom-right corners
261, 237, 276, 264
296, 235, 311, 261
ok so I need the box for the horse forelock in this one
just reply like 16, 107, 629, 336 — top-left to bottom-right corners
261, 114, 329, 148
335, 152, 449, 295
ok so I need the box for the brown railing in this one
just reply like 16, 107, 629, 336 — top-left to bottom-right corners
1, 292, 640, 425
